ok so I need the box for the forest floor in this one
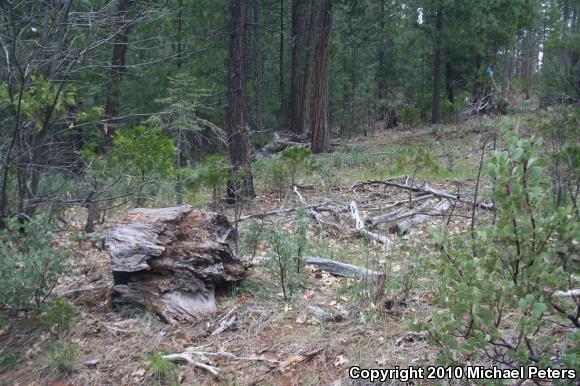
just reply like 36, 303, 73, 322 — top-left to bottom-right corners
0, 113, 539, 386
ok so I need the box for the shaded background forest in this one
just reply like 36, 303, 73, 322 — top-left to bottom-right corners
0, 0, 578, 224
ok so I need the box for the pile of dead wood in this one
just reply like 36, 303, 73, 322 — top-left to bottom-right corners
104, 205, 247, 324
243, 179, 493, 250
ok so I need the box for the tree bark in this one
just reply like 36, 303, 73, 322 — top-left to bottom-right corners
227, 0, 255, 202
279, 0, 287, 127
289, 0, 306, 133
253, 0, 263, 133
300, 0, 319, 134
524, 28, 533, 99
431, 4, 443, 124
310, 0, 332, 154
103, 0, 133, 149
445, 61, 454, 103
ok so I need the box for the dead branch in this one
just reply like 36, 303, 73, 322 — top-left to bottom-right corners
162, 353, 222, 379
349, 201, 393, 246
239, 201, 331, 221
553, 289, 580, 298
293, 186, 340, 229
211, 306, 238, 336
360, 180, 493, 210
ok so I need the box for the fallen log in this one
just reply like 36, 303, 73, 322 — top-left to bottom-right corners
388, 199, 451, 233
239, 201, 331, 221
303, 257, 383, 278
306, 305, 349, 322
368, 207, 407, 227
252, 255, 382, 278
361, 180, 493, 210
104, 205, 247, 324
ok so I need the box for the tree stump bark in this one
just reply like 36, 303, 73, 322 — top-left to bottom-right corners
104, 205, 247, 323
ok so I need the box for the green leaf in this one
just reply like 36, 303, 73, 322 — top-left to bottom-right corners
532, 303, 547, 315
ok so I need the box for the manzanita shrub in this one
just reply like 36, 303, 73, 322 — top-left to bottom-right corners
415, 126, 579, 379
0, 216, 70, 310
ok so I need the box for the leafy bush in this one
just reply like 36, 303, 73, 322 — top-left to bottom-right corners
38, 298, 75, 333
46, 340, 76, 374
415, 128, 579, 375
0, 216, 70, 309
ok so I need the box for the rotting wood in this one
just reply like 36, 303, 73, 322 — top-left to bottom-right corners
350, 201, 393, 246
104, 205, 247, 324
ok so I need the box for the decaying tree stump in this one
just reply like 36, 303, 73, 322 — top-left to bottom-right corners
104, 205, 247, 323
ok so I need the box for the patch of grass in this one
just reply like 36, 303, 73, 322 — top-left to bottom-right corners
145, 352, 177, 384
0, 349, 20, 371
46, 340, 76, 374
38, 298, 75, 333
236, 274, 278, 301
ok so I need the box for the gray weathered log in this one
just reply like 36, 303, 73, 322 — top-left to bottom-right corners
388, 199, 451, 233
303, 257, 382, 278
104, 205, 247, 323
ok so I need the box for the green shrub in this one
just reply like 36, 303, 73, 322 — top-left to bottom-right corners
46, 340, 76, 374
111, 125, 176, 206
415, 127, 580, 376
269, 159, 288, 200
0, 349, 20, 371
0, 216, 70, 309
196, 154, 229, 208
401, 106, 420, 128
145, 352, 177, 384
281, 146, 312, 186
263, 209, 309, 300
38, 298, 75, 333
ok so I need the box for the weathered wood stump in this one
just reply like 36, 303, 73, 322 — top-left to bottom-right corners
104, 205, 247, 323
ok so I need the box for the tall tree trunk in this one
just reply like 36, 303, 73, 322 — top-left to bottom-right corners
103, 0, 132, 149
253, 0, 263, 133
524, 28, 532, 99
350, 40, 356, 132
431, 4, 443, 124
227, 0, 255, 202
445, 61, 454, 103
300, 0, 319, 134
175, 0, 184, 205
279, 0, 286, 127
310, 0, 332, 154
289, 0, 306, 133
